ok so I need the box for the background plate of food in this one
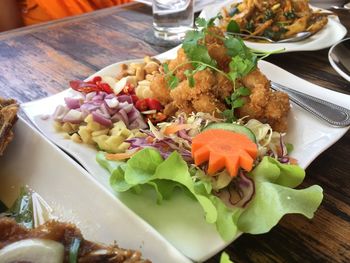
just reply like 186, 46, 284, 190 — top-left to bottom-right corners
0, 117, 191, 263
21, 23, 350, 261
200, 0, 347, 52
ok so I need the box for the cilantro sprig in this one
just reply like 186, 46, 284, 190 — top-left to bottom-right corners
223, 86, 251, 122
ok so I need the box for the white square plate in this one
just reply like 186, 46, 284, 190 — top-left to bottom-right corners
0, 118, 191, 263
22, 51, 350, 261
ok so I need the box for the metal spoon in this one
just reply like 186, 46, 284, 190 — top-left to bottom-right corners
271, 81, 350, 127
328, 37, 350, 82
226, 31, 312, 43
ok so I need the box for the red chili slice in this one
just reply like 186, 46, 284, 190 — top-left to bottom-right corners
146, 98, 163, 111
135, 99, 149, 111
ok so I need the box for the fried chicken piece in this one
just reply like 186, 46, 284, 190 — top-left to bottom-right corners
214, 73, 234, 100
0, 97, 19, 155
0, 218, 150, 263
150, 73, 171, 105
170, 69, 216, 112
192, 94, 226, 114
163, 102, 178, 117
205, 27, 231, 71
264, 91, 290, 132
168, 48, 193, 81
237, 69, 290, 132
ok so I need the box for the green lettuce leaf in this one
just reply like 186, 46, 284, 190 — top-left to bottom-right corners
237, 157, 323, 234
97, 150, 323, 241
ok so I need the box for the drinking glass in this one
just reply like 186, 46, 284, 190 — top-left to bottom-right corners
152, 0, 194, 41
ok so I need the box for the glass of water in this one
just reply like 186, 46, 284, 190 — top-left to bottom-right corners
152, 0, 194, 41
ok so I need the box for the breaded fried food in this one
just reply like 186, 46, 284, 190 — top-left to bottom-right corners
150, 73, 171, 105
0, 97, 19, 155
205, 27, 231, 71
168, 48, 193, 81
149, 24, 290, 132
238, 69, 290, 132
170, 68, 227, 116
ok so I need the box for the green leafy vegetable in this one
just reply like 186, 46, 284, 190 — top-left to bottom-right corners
264, 9, 275, 21
69, 238, 81, 263
163, 63, 179, 89
220, 252, 235, 263
7, 187, 34, 229
226, 20, 240, 33
237, 157, 323, 234
98, 150, 323, 241
284, 10, 296, 19
98, 149, 221, 224
223, 86, 251, 122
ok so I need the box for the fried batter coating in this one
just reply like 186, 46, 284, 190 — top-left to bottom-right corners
149, 26, 290, 132
205, 27, 231, 71
238, 69, 290, 132
168, 48, 193, 81
150, 73, 171, 105
170, 69, 224, 115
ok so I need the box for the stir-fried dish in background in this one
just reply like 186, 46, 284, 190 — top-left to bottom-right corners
221, 0, 329, 41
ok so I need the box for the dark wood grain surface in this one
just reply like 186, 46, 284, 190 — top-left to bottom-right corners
0, 1, 349, 262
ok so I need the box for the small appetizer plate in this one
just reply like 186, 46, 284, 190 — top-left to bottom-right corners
0, 118, 192, 263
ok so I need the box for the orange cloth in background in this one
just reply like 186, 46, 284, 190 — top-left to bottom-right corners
19, 0, 131, 26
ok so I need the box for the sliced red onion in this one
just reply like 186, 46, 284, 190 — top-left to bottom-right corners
235, 172, 255, 207
92, 111, 112, 127
111, 112, 128, 125
121, 103, 134, 113
53, 105, 70, 122
128, 109, 141, 123
105, 93, 115, 99
214, 171, 255, 209
80, 102, 100, 112
117, 95, 133, 104
99, 103, 111, 118
85, 92, 97, 101
178, 129, 192, 142
105, 97, 119, 108
62, 109, 84, 124
129, 118, 147, 130
118, 109, 129, 126
64, 97, 81, 109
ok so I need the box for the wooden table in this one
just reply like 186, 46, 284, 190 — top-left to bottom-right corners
0, 2, 349, 262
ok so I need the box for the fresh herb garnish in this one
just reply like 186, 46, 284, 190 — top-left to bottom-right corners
7, 187, 34, 229
226, 20, 240, 33
69, 238, 81, 263
264, 9, 274, 21
245, 20, 255, 32
223, 86, 251, 122
284, 10, 296, 19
